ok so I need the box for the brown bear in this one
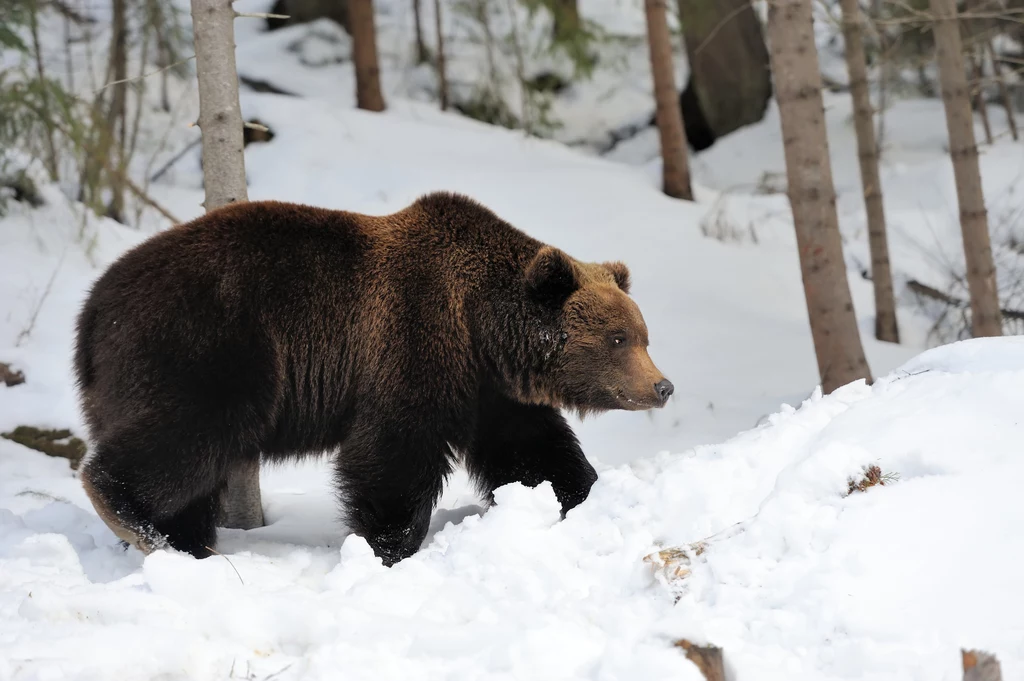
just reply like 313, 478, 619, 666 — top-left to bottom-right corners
74, 192, 673, 566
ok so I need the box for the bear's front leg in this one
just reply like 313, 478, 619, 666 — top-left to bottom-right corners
334, 422, 450, 566
465, 391, 598, 517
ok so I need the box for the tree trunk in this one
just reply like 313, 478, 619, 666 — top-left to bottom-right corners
644, 0, 693, 201
28, 2, 59, 182
929, 0, 1002, 337
551, 0, 580, 42
434, 0, 448, 110
105, 0, 128, 223
412, 0, 429, 63
350, 0, 386, 112
766, 0, 872, 394
190, 0, 265, 530
676, 0, 772, 150
839, 0, 900, 344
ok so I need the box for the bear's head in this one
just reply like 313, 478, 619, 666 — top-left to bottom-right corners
525, 246, 673, 416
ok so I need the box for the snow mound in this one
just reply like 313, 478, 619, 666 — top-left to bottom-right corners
2, 338, 1022, 680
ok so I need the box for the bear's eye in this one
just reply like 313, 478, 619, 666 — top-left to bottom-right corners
611, 333, 627, 347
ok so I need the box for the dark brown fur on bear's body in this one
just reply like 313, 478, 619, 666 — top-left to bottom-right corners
75, 192, 672, 565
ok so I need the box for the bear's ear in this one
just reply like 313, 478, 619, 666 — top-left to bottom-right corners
603, 261, 631, 294
526, 246, 579, 303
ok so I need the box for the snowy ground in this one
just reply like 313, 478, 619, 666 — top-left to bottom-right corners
3, 0, 1024, 678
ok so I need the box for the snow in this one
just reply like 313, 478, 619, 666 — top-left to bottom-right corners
3, 0, 1024, 678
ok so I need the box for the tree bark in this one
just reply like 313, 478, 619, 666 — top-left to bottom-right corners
839, 0, 899, 344
644, 0, 693, 201
433, 0, 448, 110
412, 0, 429, 63
676, 0, 772, 150
929, 0, 1002, 337
105, 0, 128, 223
766, 0, 872, 394
350, 0, 386, 112
28, 2, 59, 182
190, 0, 265, 530
551, 0, 580, 42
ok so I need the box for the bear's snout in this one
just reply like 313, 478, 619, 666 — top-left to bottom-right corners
655, 378, 674, 405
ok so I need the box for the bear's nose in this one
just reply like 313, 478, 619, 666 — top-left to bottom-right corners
654, 379, 674, 404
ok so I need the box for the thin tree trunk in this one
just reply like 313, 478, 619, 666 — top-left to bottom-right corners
644, 0, 693, 201
106, 0, 128, 223
412, 0, 429, 63
434, 0, 448, 110
986, 39, 1018, 141
350, 0, 386, 112
929, 0, 1002, 337
766, 0, 872, 393
28, 0, 59, 182
971, 50, 993, 145
551, 0, 580, 42
190, 0, 265, 529
839, 0, 899, 343
872, 0, 890, 148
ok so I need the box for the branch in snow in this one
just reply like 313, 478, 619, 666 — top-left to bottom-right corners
234, 11, 290, 20
0, 362, 25, 387
963, 650, 1002, 681
674, 640, 726, 681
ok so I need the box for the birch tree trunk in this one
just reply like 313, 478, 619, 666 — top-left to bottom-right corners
929, 0, 1002, 337
644, 0, 693, 201
839, 0, 899, 343
767, 0, 872, 393
350, 0, 386, 112
190, 0, 265, 530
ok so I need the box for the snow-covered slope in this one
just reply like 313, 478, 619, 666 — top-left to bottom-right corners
3, 0, 1024, 679
4, 329, 1023, 680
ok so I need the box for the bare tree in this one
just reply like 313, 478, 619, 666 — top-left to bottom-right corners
434, 0, 448, 110
27, 1, 58, 181
104, 0, 129, 222
929, 0, 1002, 337
644, 0, 692, 200
412, 0, 429, 63
839, 0, 899, 343
190, 0, 265, 529
350, 0, 386, 112
767, 0, 872, 393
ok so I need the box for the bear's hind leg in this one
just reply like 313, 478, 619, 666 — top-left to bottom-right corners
334, 423, 451, 566
81, 456, 169, 555
151, 483, 226, 559
465, 392, 598, 518
80, 427, 234, 558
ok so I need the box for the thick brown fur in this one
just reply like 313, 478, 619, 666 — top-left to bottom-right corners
74, 192, 672, 565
